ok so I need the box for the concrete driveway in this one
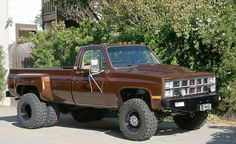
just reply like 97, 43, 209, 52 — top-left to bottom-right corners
0, 106, 235, 144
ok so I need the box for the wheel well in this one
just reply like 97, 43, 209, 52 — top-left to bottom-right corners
16, 85, 39, 97
120, 88, 151, 107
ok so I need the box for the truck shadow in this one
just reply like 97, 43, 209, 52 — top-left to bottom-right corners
3, 113, 236, 143
0, 115, 18, 123
55, 114, 187, 139
207, 125, 236, 144
0, 115, 24, 128
0, 113, 187, 139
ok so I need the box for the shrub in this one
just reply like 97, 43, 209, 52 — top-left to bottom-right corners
0, 45, 6, 99
217, 48, 236, 116
100, 0, 236, 116
30, 20, 109, 67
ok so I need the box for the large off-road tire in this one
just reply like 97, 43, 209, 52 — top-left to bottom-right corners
43, 103, 60, 127
71, 108, 97, 122
119, 98, 158, 141
173, 111, 208, 130
17, 93, 46, 129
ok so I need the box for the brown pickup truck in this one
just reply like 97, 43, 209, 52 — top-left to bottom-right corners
7, 45, 220, 141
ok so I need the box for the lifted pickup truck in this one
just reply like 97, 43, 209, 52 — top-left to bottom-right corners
7, 45, 220, 141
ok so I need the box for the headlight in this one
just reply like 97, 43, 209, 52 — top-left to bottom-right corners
210, 85, 216, 92
180, 89, 186, 96
165, 89, 173, 97
209, 77, 216, 84
165, 81, 173, 89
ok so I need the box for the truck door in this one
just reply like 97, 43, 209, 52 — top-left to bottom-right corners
72, 48, 109, 106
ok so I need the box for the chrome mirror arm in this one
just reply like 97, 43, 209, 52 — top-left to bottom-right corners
88, 69, 104, 93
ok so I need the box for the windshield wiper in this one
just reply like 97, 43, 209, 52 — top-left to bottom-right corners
127, 64, 137, 67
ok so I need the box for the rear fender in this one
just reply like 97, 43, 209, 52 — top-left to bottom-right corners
14, 74, 53, 102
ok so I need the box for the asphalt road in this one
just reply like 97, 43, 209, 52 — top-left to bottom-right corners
0, 106, 235, 144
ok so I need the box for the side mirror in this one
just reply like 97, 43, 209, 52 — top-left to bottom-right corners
90, 59, 100, 73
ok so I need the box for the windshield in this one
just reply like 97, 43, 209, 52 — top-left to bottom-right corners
107, 46, 160, 68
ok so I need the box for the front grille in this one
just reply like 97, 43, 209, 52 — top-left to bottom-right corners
174, 78, 212, 96
165, 77, 215, 97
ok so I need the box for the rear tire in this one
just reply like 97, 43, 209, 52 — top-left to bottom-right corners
43, 103, 60, 127
119, 98, 158, 141
17, 93, 46, 129
173, 111, 208, 130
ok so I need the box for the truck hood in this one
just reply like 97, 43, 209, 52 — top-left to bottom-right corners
136, 64, 191, 75
116, 64, 214, 80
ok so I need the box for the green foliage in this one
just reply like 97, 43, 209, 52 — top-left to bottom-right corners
218, 48, 236, 85
217, 48, 236, 115
219, 80, 236, 117
99, 0, 236, 115
100, 0, 236, 70
0, 45, 6, 98
30, 29, 58, 67
31, 20, 108, 67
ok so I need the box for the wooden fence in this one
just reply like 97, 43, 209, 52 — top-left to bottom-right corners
9, 43, 34, 68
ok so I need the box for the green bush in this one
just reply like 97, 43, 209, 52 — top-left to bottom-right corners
217, 48, 236, 116
100, 0, 236, 115
0, 45, 6, 99
30, 20, 109, 67
101, 0, 236, 70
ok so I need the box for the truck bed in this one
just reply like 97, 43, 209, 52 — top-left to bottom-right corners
8, 67, 75, 104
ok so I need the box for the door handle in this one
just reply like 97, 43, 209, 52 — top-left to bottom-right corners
75, 71, 84, 75
73, 80, 81, 84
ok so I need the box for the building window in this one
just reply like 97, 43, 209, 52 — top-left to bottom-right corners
15, 23, 37, 40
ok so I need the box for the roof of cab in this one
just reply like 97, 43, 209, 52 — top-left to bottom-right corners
81, 44, 146, 49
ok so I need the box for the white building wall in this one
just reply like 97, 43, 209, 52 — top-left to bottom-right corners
8, 0, 42, 43
0, 0, 9, 39
0, 0, 10, 106
0, 0, 9, 51
0, 0, 42, 106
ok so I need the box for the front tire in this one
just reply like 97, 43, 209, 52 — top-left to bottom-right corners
119, 98, 158, 141
173, 111, 208, 130
17, 93, 46, 129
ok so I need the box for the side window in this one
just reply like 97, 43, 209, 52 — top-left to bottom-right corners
81, 49, 107, 69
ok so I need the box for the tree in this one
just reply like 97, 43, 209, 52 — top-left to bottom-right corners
55, 0, 99, 23
99, 0, 236, 114
30, 19, 109, 67
217, 48, 236, 115
99, 0, 236, 69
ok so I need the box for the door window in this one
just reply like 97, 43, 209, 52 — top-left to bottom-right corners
81, 49, 107, 69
